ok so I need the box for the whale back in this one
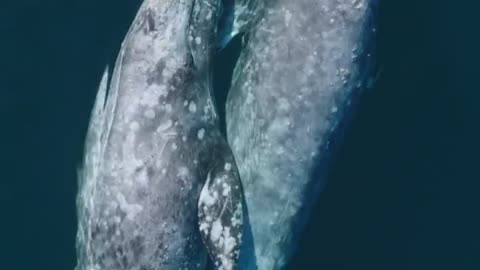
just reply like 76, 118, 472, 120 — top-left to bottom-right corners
76, 1, 244, 270
226, 0, 378, 268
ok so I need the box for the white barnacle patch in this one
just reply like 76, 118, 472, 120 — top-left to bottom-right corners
177, 166, 189, 179
156, 119, 173, 133
137, 168, 148, 186
129, 121, 140, 131
198, 170, 243, 270
115, 193, 143, 221
337, 67, 351, 85
200, 188, 217, 208
269, 117, 291, 134
144, 109, 156, 119
162, 58, 177, 79
189, 101, 197, 113
246, 91, 255, 105
222, 183, 231, 197
231, 202, 243, 227
164, 103, 172, 113
210, 220, 223, 243
224, 163, 232, 171
199, 221, 210, 234
195, 36, 202, 45
140, 84, 166, 108
197, 128, 205, 140
209, 219, 238, 270
278, 97, 290, 111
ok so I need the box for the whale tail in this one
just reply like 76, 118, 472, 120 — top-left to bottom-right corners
198, 135, 244, 270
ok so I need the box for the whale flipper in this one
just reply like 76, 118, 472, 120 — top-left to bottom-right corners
92, 66, 109, 117
78, 65, 109, 185
198, 145, 244, 270
86, 66, 109, 145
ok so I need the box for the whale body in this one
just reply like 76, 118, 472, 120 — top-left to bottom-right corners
225, 0, 378, 269
75, 1, 244, 270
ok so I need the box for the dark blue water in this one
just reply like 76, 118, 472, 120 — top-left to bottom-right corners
1, 1, 478, 269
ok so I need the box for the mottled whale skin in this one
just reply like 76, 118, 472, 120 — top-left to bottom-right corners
75, 1, 243, 270
225, 0, 378, 269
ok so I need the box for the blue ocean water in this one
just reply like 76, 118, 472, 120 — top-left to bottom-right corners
0, 1, 478, 269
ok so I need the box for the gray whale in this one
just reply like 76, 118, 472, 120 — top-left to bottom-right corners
225, 0, 378, 269
75, 1, 244, 269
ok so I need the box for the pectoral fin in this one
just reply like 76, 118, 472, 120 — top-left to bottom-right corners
79, 66, 109, 185
198, 161, 244, 270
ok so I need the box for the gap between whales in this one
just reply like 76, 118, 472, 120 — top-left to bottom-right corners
75, 1, 245, 270
225, 0, 379, 269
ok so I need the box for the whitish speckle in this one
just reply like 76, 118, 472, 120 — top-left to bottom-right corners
115, 193, 143, 221
222, 183, 231, 197
197, 128, 205, 140
130, 121, 140, 131
177, 166, 189, 178
145, 109, 156, 119
278, 98, 290, 111
189, 101, 197, 113
164, 104, 172, 113
210, 220, 223, 242
224, 163, 232, 171
246, 92, 255, 105
156, 119, 173, 133
137, 169, 148, 185
200, 173, 217, 206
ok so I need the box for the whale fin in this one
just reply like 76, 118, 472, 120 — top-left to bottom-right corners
198, 154, 244, 270
81, 66, 109, 169
85, 66, 109, 154
78, 65, 109, 190
94, 66, 110, 112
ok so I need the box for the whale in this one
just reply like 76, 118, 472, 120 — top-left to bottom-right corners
225, 0, 378, 269
75, 1, 244, 269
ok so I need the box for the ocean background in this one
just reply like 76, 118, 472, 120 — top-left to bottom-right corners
1, 1, 478, 269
